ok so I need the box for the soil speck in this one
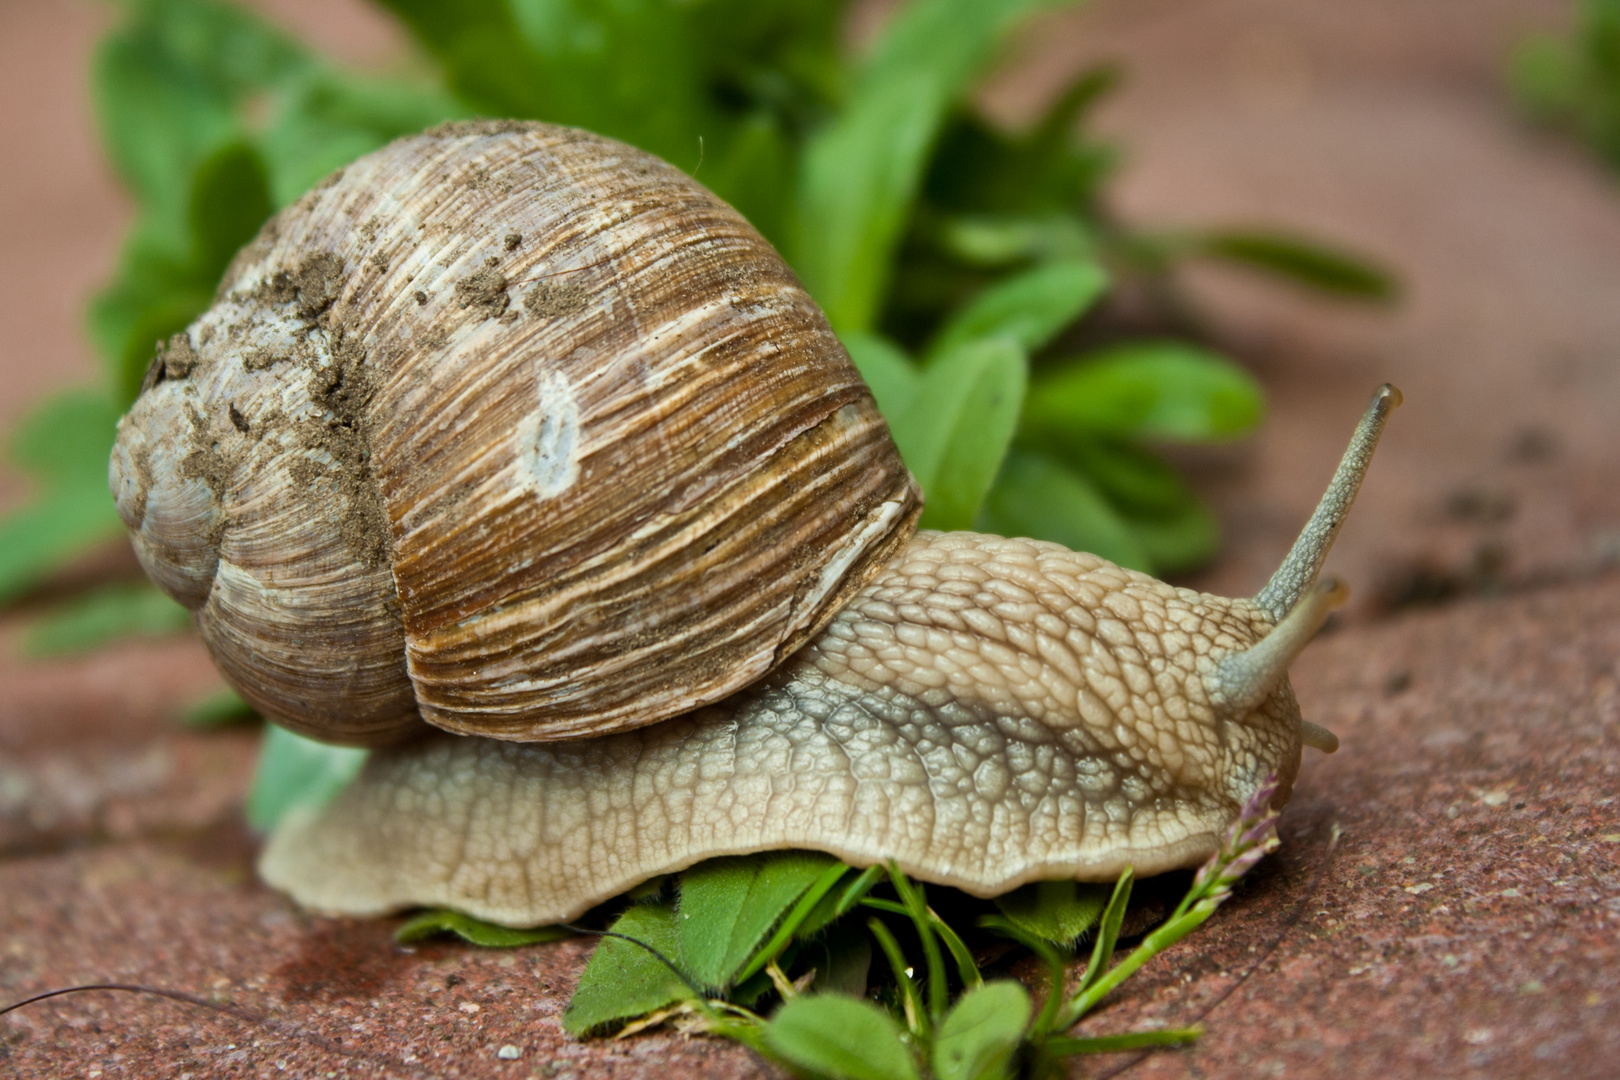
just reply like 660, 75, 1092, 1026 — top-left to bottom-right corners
457, 268, 510, 318
525, 280, 588, 318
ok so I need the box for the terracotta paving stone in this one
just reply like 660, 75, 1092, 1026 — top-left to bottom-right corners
1, 574, 1614, 1079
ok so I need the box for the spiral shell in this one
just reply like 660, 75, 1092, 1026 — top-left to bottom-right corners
109, 121, 920, 746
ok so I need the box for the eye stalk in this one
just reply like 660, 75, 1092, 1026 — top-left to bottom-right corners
1254, 384, 1401, 623
1206, 577, 1349, 719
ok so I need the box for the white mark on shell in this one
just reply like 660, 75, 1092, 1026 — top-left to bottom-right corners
516, 370, 580, 499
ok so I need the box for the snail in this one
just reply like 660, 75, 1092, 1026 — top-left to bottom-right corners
107, 121, 1398, 927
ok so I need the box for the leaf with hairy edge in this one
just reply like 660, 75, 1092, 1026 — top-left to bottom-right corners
889, 338, 1026, 531
928, 258, 1106, 360
765, 995, 921, 1080
394, 910, 570, 947
563, 900, 692, 1036
992, 880, 1110, 948
244, 724, 368, 833
678, 852, 838, 991
933, 981, 1032, 1080
1023, 342, 1264, 444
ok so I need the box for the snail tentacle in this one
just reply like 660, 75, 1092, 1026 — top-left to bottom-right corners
1206, 578, 1348, 718
1254, 383, 1401, 622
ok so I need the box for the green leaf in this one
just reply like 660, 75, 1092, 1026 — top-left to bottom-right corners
394, 909, 570, 947
0, 393, 126, 601
0, 496, 126, 606
919, 65, 1119, 223
244, 724, 368, 832
765, 995, 921, 1080
975, 914, 1067, 1038
933, 981, 1031, 1080
975, 450, 1149, 571
928, 258, 1106, 360
890, 338, 1027, 531
938, 212, 1095, 267
700, 112, 796, 248
794, 75, 939, 334
91, 25, 238, 221
181, 686, 258, 728
802, 918, 872, 999
88, 245, 214, 403
793, 0, 1079, 332
563, 900, 691, 1036
1196, 229, 1397, 301
1124, 497, 1220, 576
188, 141, 274, 271
992, 880, 1110, 948
1510, 33, 1580, 117
7, 389, 122, 487
1023, 342, 1264, 444
678, 852, 839, 991
255, 70, 462, 206
885, 863, 947, 1024
842, 332, 921, 421
1029, 436, 1220, 573
23, 582, 192, 657
737, 860, 853, 984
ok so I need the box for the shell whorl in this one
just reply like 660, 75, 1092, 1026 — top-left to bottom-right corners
109, 121, 920, 746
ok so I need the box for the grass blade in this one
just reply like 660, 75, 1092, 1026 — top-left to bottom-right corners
887, 863, 948, 1024
1077, 868, 1133, 998
1044, 1026, 1201, 1056
868, 917, 926, 1039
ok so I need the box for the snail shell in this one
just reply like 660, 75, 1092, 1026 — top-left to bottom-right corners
108, 121, 919, 747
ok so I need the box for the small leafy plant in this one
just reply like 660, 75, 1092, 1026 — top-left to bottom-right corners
394, 779, 1283, 1078
1511, 0, 1620, 170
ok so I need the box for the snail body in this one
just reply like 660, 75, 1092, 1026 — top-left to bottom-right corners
108, 123, 1397, 922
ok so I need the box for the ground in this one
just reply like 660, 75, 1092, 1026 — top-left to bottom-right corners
1, 0, 1617, 1077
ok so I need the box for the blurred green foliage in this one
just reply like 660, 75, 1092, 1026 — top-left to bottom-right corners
1512, 0, 1620, 169
1, 0, 1394, 676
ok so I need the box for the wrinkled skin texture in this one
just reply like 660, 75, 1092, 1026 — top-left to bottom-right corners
261, 532, 1303, 926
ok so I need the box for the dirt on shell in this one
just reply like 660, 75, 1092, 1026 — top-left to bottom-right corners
525, 279, 589, 317
256, 252, 347, 321
455, 267, 510, 318
176, 402, 238, 550
137, 333, 201, 396
288, 328, 391, 570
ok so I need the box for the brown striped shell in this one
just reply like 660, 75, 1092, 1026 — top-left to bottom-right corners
107, 121, 920, 747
